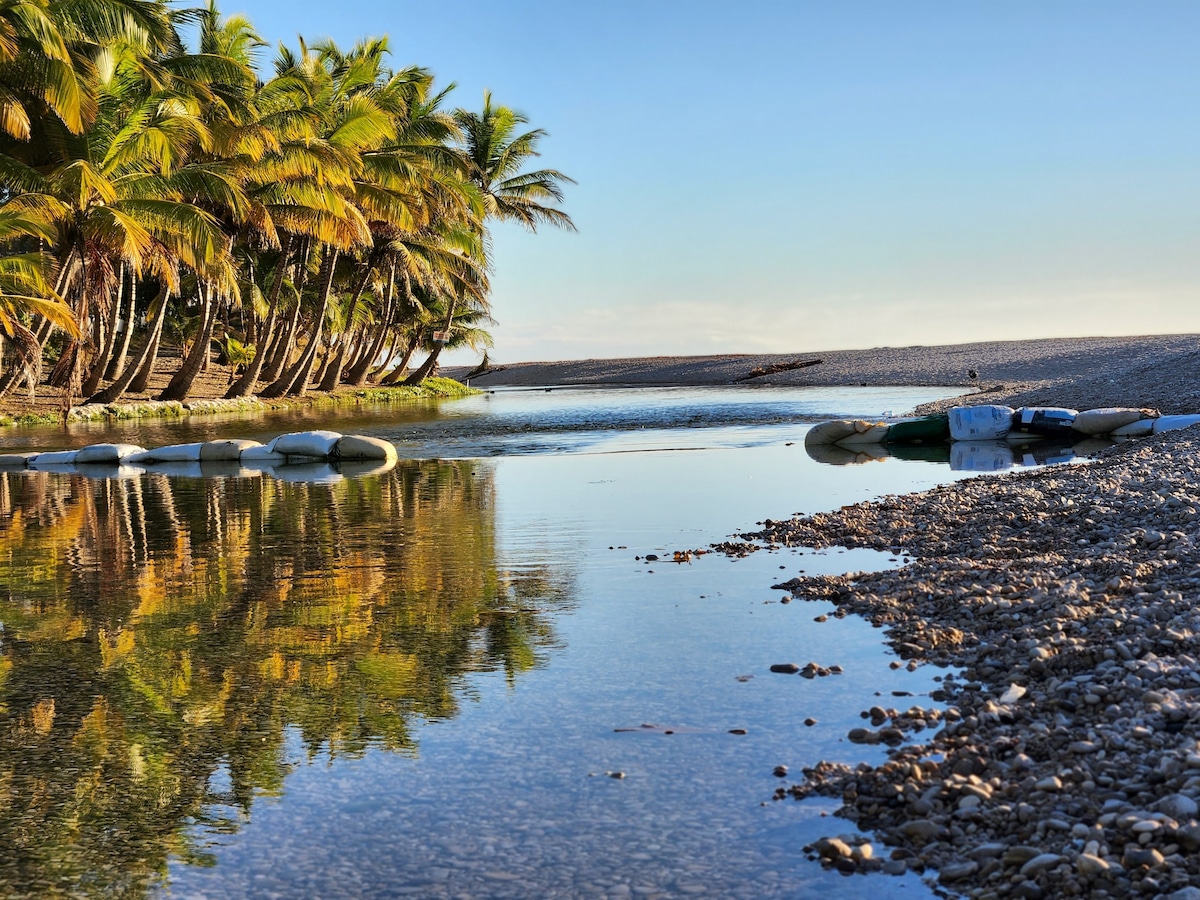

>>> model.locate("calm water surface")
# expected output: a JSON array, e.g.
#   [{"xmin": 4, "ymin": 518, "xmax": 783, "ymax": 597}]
[{"xmin": 0, "ymin": 386, "xmax": 983, "ymax": 899}]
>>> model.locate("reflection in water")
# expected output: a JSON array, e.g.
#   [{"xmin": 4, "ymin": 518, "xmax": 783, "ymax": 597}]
[
  {"xmin": 806, "ymin": 437, "xmax": 1091, "ymax": 470},
  {"xmin": 0, "ymin": 466, "xmax": 573, "ymax": 898}
]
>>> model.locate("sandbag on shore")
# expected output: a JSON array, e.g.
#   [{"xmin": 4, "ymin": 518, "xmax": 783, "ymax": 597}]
[
  {"xmin": 1111, "ymin": 419, "xmax": 1156, "ymax": 437},
  {"xmin": 333, "ymin": 435, "xmax": 398, "ymax": 462},
  {"xmin": 804, "ymin": 420, "xmax": 858, "ymax": 446},
  {"xmin": 30, "ymin": 450, "xmax": 79, "ymax": 466},
  {"xmin": 949, "ymin": 406, "xmax": 1013, "ymax": 441},
  {"xmin": 1071, "ymin": 407, "xmax": 1158, "ymax": 435},
  {"xmin": 1151, "ymin": 414, "xmax": 1200, "ymax": 434},
  {"xmin": 75, "ymin": 443, "xmax": 146, "ymax": 464},
  {"xmin": 836, "ymin": 422, "xmax": 890, "ymax": 446},
  {"xmin": 239, "ymin": 445, "xmax": 287, "ymax": 465},
  {"xmin": 804, "ymin": 419, "xmax": 890, "ymax": 447},
  {"xmin": 0, "ymin": 452, "xmax": 40, "ymax": 468},
  {"xmin": 128, "ymin": 443, "xmax": 204, "ymax": 463},
  {"xmin": 200, "ymin": 439, "xmax": 262, "ymax": 461},
  {"xmin": 885, "ymin": 414, "xmax": 949, "ymax": 445},
  {"xmin": 1011, "ymin": 407, "xmax": 1077, "ymax": 438},
  {"xmin": 268, "ymin": 430, "xmax": 342, "ymax": 458}
]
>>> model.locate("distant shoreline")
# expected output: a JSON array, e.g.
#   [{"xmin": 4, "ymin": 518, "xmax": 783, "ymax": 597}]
[{"xmin": 445, "ymin": 334, "xmax": 1200, "ymax": 414}]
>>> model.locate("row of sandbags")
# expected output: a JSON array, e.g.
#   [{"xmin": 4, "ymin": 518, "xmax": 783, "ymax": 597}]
[
  {"xmin": 946, "ymin": 406, "xmax": 1191, "ymax": 441},
  {"xmin": 804, "ymin": 406, "xmax": 1200, "ymax": 452},
  {"xmin": 0, "ymin": 430, "xmax": 399, "ymax": 476}
]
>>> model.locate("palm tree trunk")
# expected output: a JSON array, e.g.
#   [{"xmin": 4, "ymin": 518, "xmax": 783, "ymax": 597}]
[
  {"xmin": 105, "ymin": 268, "xmax": 137, "ymax": 380},
  {"xmin": 261, "ymin": 248, "xmax": 338, "ymax": 399},
  {"xmin": 226, "ymin": 234, "xmax": 294, "ymax": 398},
  {"xmin": 317, "ymin": 262, "xmax": 374, "ymax": 392},
  {"xmin": 81, "ymin": 262, "xmax": 127, "ymax": 396},
  {"xmin": 403, "ymin": 345, "xmax": 443, "ymax": 385},
  {"xmin": 364, "ymin": 330, "xmax": 398, "ymax": 382},
  {"xmin": 127, "ymin": 307, "xmax": 166, "ymax": 395},
  {"xmin": 380, "ymin": 330, "xmax": 423, "ymax": 384},
  {"xmin": 158, "ymin": 285, "xmax": 217, "ymax": 401},
  {"xmin": 348, "ymin": 315, "xmax": 390, "ymax": 385},
  {"xmin": 261, "ymin": 238, "xmax": 314, "ymax": 382},
  {"xmin": 88, "ymin": 284, "xmax": 171, "ymax": 405},
  {"xmin": 261, "ymin": 306, "xmax": 298, "ymax": 380},
  {"xmin": 403, "ymin": 297, "xmax": 457, "ymax": 385},
  {"xmin": 347, "ymin": 265, "xmax": 396, "ymax": 385}
]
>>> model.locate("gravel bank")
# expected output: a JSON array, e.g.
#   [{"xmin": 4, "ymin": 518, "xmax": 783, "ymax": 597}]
[
  {"xmin": 709, "ymin": 430, "xmax": 1200, "ymax": 899},
  {"xmin": 446, "ymin": 335, "xmax": 1200, "ymax": 414}
]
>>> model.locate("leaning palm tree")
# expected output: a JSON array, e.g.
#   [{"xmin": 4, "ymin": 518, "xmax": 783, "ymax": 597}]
[
  {"xmin": 453, "ymin": 91, "xmax": 576, "ymax": 233},
  {"xmin": 0, "ymin": 197, "xmax": 80, "ymax": 397},
  {"xmin": 400, "ymin": 91, "xmax": 575, "ymax": 382}
]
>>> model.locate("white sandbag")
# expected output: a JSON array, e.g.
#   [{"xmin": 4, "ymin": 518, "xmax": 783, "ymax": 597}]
[
  {"xmin": 835, "ymin": 422, "xmax": 890, "ymax": 446},
  {"xmin": 128, "ymin": 442, "xmax": 204, "ymax": 463},
  {"xmin": 268, "ymin": 462, "xmax": 343, "ymax": 484},
  {"xmin": 1152, "ymin": 414, "xmax": 1200, "ymax": 434},
  {"xmin": 75, "ymin": 443, "xmax": 146, "ymax": 464},
  {"xmin": 949, "ymin": 406, "xmax": 1014, "ymax": 441},
  {"xmin": 1111, "ymin": 419, "xmax": 1155, "ymax": 438},
  {"xmin": 199, "ymin": 439, "xmax": 263, "ymax": 461},
  {"xmin": 804, "ymin": 420, "xmax": 858, "ymax": 447},
  {"xmin": 334, "ymin": 435, "xmax": 398, "ymax": 462},
  {"xmin": 1071, "ymin": 408, "xmax": 1156, "ymax": 436},
  {"xmin": 336, "ymin": 458, "xmax": 399, "ymax": 478},
  {"xmin": 950, "ymin": 441, "xmax": 1014, "ymax": 473},
  {"xmin": 268, "ymin": 430, "xmax": 342, "ymax": 458},
  {"xmin": 0, "ymin": 452, "xmax": 38, "ymax": 469},
  {"xmin": 239, "ymin": 445, "xmax": 287, "ymax": 463},
  {"xmin": 30, "ymin": 450, "xmax": 79, "ymax": 466}
]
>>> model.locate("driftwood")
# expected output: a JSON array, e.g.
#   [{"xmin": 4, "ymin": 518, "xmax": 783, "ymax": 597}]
[{"xmin": 736, "ymin": 358, "xmax": 823, "ymax": 382}]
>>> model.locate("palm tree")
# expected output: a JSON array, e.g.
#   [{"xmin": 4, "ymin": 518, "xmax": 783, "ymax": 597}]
[
  {"xmin": 0, "ymin": 196, "xmax": 79, "ymax": 396},
  {"xmin": 0, "ymin": 4, "xmax": 574, "ymax": 403},
  {"xmin": 401, "ymin": 91, "xmax": 575, "ymax": 382}
]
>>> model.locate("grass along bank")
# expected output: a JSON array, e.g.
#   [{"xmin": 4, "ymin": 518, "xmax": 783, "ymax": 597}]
[{"xmin": 0, "ymin": 378, "xmax": 477, "ymax": 429}]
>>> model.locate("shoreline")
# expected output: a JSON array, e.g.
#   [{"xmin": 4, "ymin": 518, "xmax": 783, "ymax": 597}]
[
  {"xmin": 444, "ymin": 334, "xmax": 1200, "ymax": 415},
  {"xmin": 709, "ymin": 429, "xmax": 1200, "ymax": 897},
  {"xmin": 0, "ymin": 378, "xmax": 476, "ymax": 429},
  {"xmin": 5, "ymin": 333, "xmax": 1199, "ymax": 427}
]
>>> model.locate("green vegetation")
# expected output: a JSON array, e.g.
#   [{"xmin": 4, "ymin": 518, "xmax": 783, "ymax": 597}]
[
  {"xmin": 0, "ymin": 1, "xmax": 573, "ymax": 408},
  {"xmin": 0, "ymin": 378, "xmax": 477, "ymax": 428}
]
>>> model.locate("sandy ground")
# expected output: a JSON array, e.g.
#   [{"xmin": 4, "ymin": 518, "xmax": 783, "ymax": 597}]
[{"xmin": 444, "ymin": 334, "xmax": 1200, "ymax": 414}]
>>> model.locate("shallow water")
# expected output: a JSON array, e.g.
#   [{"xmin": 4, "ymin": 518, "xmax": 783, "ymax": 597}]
[{"xmin": 0, "ymin": 386, "xmax": 980, "ymax": 899}]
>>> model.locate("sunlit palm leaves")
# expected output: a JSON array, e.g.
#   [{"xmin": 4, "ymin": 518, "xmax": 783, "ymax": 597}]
[{"xmin": 0, "ymin": 1, "xmax": 572, "ymax": 401}]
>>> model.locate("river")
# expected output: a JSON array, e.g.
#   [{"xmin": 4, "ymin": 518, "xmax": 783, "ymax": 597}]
[{"xmin": 0, "ymin": 385, "xmax": 987, "ymax": 898}]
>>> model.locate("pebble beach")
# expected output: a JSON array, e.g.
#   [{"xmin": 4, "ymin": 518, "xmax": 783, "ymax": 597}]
[{"xmin": 667, "ymin": 338, "xmax": 1200, "ymax": 899}]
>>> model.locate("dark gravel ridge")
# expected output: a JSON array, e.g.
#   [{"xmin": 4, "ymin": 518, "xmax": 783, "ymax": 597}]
[{"xmin": 446, "ymin": 335, "xmax": 1200, "ymax": 411}]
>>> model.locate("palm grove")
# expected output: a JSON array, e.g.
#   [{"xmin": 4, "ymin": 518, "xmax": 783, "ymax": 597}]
[{"xmin": 0, "ymin": 0, "xmax": 573, "ymax": 408}]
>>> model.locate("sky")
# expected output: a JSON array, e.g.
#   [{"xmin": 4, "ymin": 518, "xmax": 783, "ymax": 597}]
[{"xmin": 233, "ymin": 0, "xmax": 1200, "ymax": 364}]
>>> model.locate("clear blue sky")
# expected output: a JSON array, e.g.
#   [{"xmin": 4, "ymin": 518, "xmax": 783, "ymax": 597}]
[{"xmin": 234, "ymin": 0, "xmax": 1200, "ymax": 363}]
